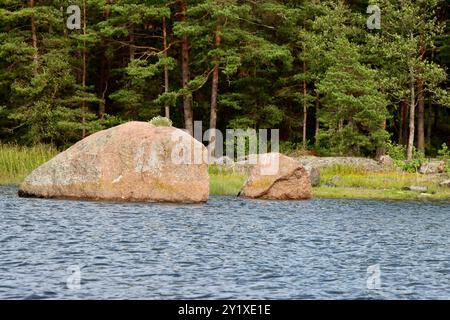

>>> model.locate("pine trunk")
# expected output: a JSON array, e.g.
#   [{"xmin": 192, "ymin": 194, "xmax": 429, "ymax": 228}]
[
  {"xmin": 209, "ymin": 25, "xmax": 222, "ymax": 158},
  {"xmin": 129, "ymin": 28, "xmax": 135, "ymax": 60},
  {"xmin": 399, "ymin": 100, "xmax": 408, "ymax": 145},
  {"xmin": 406, "ymin": 66, "xmax": 415, "ymax": 161},
  {"xmin": 315, "ymin": 90, "xmax": 320, "ymax": 145},
  {"xmin": 163, "ymin": 16, "xmax": 170, "ymax": 119},
  {"xmin": 426, "ymin": 103, "xmax": 433, "ymax": 147},
  {"xmin": 30, "ymin": 0, "xmax": 38, "ymax": 69},
  {"xmin": 99, "ymin": 2, "xmax": 110, "ymax": 119},
  {"xmin": 180, "ymin": 0, "xmax": 193, "ymax": 136},
  {"xmin": 416, "ymin": 78, "xmax": 425, "ymax": 153},
  {"xmin": 302, "ymin": 62, "xmax": 307, "ymax": 149},
  {"xmin": 81, "ymin": 0, "xmax": 87, "ymax": 138}
]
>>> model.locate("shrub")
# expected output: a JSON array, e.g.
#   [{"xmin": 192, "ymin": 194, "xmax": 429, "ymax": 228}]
[
  {"xmin": 385, "ymin": 141, "xmax": 427, "ymax": 173},
  {"xmin": 437, "ymin": 143, "xmax": 450, "ymax": 159},
  {"xmin": 437, "ymin": 143, "xmax": 450, "ymax": 173},
  {"xmin": 385, "ymin": 141, "xmax": 406, "ymax": 161},
  {"xmin": 149, "ymin": 116, "xmax": 172, "ymax": 127}
]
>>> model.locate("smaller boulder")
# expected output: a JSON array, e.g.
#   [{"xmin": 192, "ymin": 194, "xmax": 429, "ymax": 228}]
[
  {"xmin": 418, "ymin": 193, "xmax": 434, "ymax": 201},
  {"xmin": 378, "ymin": 155, "xmax": 395, "ymax": 167},
  {"xmin": 402, "ymin": 186, "xmax": 428, "ymax": 192},
  {"xmin": 304, "ymin": 165, "xmax": 320, "ymax": 187},
  {"xmin": 439, "ymin": 179, "xmax": 450, "ymax": 188},
  {"xmin": 419, "ymin": 161, "xmax": 445, "ymax": 174},
  {"xmin": 239, "ymin": 153, "xmax": 312, "ymax": 200},
  {"xmin": 327, "ymin": 175, "xmax": 342, "ymax": 187},
  {"xmin": 210, "ymin": 156, "xmax": 234, "ymax": 166}
]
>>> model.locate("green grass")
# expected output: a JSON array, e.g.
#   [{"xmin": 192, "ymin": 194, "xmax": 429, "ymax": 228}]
[
  {"xmin": 208, "ymin": 163, "xmax": 450, "ymax": 201},
  {"xmin": 0, "ymin": 143, "xmax": 58, "ymax": 185},
  {"xmin": 313, "ymin": 186, "xmax": 450, "ymax": 201},
  {"xmin": 318, "ymin": 164, "xmax": 450, "ymax": 201},
  {"xmin": 318, "ymin": 163, "xmax": 368, "ymax": 175},
  {"xmin": 209, "ymin": 165, "xmax": 246, "ymax": 196}
]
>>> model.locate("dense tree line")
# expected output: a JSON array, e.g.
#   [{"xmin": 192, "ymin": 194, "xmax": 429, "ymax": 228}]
[{"xmin": 0, "ymin": 0, "xmax": 449, "ymax": 159}]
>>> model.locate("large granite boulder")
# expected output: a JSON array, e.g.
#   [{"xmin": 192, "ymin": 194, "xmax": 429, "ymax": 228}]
[
  {"xmin": 239, "ymin": 153, "xmax": 312, "ymax": 200},
  {"xmin": 19, "ymin": 121, "xmax": 209, "ymax": 203}
]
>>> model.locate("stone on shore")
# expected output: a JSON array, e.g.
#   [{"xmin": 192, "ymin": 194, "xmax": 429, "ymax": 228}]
[
  {"xmin": 209, "ymin": 156, "xmax": 235, "ymax": 166},
  {"xmin": 297, "ymin": 156, "xmax": 385, "ymax": 172},
  {"xmin": 378, "ymin": 155, "xmax": 395, "ymax": 168},
  {"xmin": 305, "ymin": 165, "xmax": 321, "ymax": 187},
  {"xmin": 419, "ymin": 161, "xmax": 445, "ymax": 174},
  {"xmin": 402, "ymin": 186, "xmax": 428, "ymax": 193},
  {"xmin": 18, "ymin": 121, "xmax": 209, "ymax": 203},
  {"xmin": 239, "ymin": 153, "xmax": 312, "ymax": 200},
  {"xmin": 440, "ymin": 179, "xmax": 450, "ymax": 188}
]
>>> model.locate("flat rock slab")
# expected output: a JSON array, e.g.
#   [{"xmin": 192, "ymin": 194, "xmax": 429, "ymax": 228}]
[
  {"xmin": 19, "ymin": 121, "xmax": 209, "ymax": 203},
  {"xmin": 440, "ymin": 179, "xmax": 450, "ymax": 188},
  {"xmin": 402, "ymin": 186, "xmax": 428, "ymax": 193},
  {"xmin": 297, "ymin": 156, "xmax": 384, "ymax": 172}
]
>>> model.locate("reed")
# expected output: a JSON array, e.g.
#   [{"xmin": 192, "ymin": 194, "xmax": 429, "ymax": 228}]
[
  {"xmin": 209, "ymin": 166, "xmax": 246, "ymax": 196},
  {"xmin": 0, "ymin": 143, "xmax": 58, "ymax": 185}
]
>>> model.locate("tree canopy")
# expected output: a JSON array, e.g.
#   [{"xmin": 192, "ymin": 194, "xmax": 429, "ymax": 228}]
[{"xmin": 0, "ymin": 0, "xmax": 449, "ymax": 157}]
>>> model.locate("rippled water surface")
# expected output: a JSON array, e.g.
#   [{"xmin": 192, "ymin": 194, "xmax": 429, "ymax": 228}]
[{"xmin": 0, "ymin": 185, "xmax": 449, "ymax": 299}]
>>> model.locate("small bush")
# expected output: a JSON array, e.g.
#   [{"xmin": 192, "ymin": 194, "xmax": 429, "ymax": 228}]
[
  {"xmin": 279, "ymin": 141, "xmax": 317, "ymax": 157},
  {"xmin": 437, "ymin": 143, "xmax": 450, "ymax": 160},
  {"xmin": 385, "ymin": 141, "xmax": 406, "ymax": 161},
  {"xmin": 436, "ymin": 143, "xmax": 450, "ymax": 173},
  {"xmin": 400, "ymin": 159, "xmax": 422, "ymax": 173},
  {"xmin": 386, "ymin": 141, "xmax": 427, "ymax": 173},
  {"xmin": 149, "ymin": 116, "xmax": 172, "ymax": 127}
]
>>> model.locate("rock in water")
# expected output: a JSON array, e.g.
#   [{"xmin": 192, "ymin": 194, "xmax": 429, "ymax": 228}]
[
  {"xmin": 18, "ymin": 121, "xmax": 209, "ymax": 203},
  {"xmin": 239, "ymin": 153, "xmax": 312, "ymax": 200}
]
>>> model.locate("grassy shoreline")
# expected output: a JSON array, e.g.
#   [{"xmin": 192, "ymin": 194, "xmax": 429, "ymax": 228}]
[
  {"xmin": 209, "ymin": 164, "xmax": 450, "ymax": 201},
  {"xmin": 1, "ymin": 144, "xmax": 449, "ymax": 201},
  {"xmin": 0, "ymin": 144, "xmax": 58, "ymax": 185}
]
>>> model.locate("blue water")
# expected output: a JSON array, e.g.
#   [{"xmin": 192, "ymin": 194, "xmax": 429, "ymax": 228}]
[{"xmin": 0, "ymin": 185, "xmax": 449, "ymax": 299}]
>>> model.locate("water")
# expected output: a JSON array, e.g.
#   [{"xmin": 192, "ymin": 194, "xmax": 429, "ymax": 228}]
[{"xmin": 0, "ymin": 185, "xmax": 449, "ymax": 300}]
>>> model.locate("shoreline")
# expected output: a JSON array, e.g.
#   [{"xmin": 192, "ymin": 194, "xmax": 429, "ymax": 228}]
[
  {"xmin": 1, "ymin": 144, "xmax": 449, "ymax": 202},
  {"xmin": 2, "ymin": 182, "xmax": 449, "ymax": 202}
]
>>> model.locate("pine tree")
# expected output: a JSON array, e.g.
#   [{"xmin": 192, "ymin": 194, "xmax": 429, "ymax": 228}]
[
  {"xmin": 317, "ymin": 38, "xmax": 389, "ymax": 156},
  {"xmin": 367, "ymin": 0, "xmax": 449, "ymax": 159}
]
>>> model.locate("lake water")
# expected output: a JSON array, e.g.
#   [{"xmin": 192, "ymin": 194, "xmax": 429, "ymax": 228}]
[{"xmin": 0, "ymin": 185, "xmax": 449, "ymax": 299}]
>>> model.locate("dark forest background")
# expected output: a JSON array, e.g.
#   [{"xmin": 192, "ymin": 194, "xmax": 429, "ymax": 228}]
[{"xmin": 0, "ymin": 0, "xmax": 449, "ymax": 159}]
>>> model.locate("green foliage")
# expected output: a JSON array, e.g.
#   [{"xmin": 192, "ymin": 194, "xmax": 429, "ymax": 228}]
[
  {"xmin": 149, "ymin": 116, "xmax": 172, "ymax": 127},
  {"xmin": 0, "ymin": 0, "xmax": 449, "ymax": 157},
  {"xmin": 385, "ymin": 140, "xmax": 427, "ymax": 172},
  {"xmin": 437, "ymin": 143, "xmax": 450, "ymax": 159},
  {"xmin": 209, "ymin": 166, "xmax": 246, "ymax": 196},
  {"xmin": 279, "ymin": 141, "xmax": 302, "ymax": 155},
  {"xmin": 437, "ymin": 143, "xmax": 450, "ymax": 173},
  {"xmin": 0, "ymin": 143, "xmax": 58, "ymax": 184},
  {"xmin": 316, "ymin": 38, "xmax": 389, "ymax": 156},
  {"xmin": 386, "ymin": 141, "xmax": 406, "ymax": 161}
]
